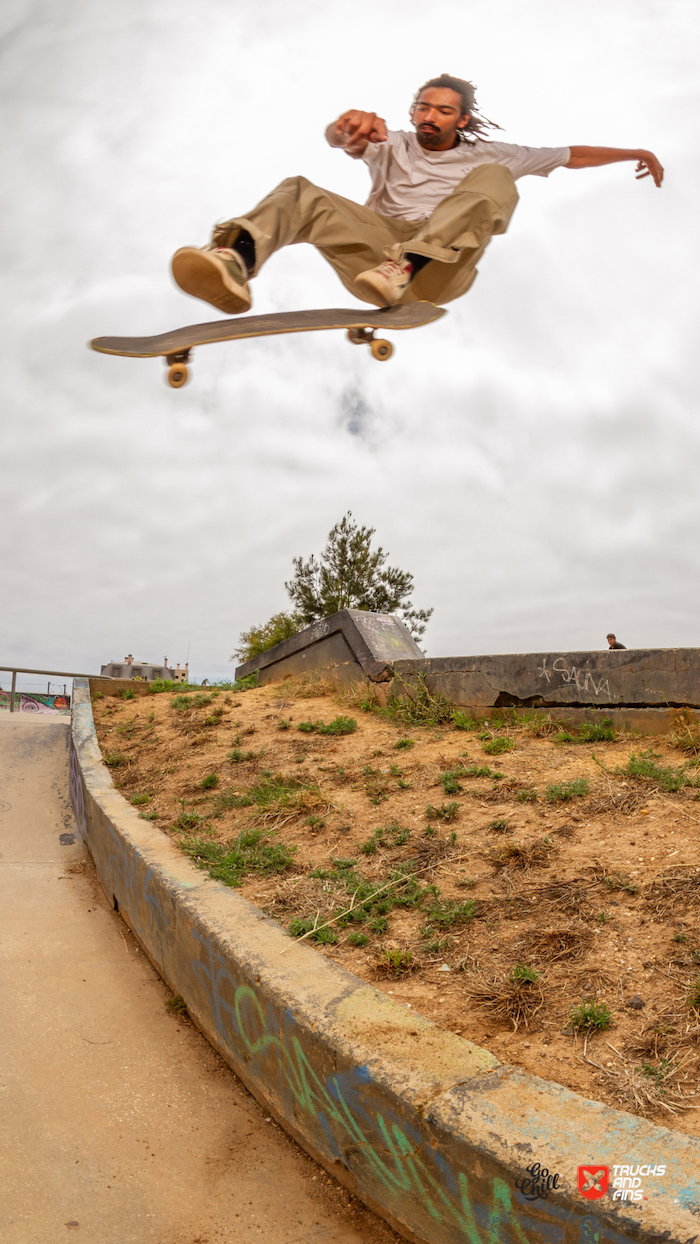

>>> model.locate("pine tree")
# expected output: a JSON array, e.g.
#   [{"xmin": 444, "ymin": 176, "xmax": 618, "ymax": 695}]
[{"xmin": 285, "ymin": 512, "xmax": 432, "ymax": 640}]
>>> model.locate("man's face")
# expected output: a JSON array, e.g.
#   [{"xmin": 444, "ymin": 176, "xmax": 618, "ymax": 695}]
[
  {"xmin": 607, "ymin": 635, "xmax": 616, "ymax": 648},
  {"xmin": 410, "ymin": 88, "xmax": 470, "ymax": 150}
]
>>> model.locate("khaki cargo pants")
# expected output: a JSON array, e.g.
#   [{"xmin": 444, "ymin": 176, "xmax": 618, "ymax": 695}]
[{"xmin": 211, "ymin": 163, "xmax": 518, "ymax": 306}]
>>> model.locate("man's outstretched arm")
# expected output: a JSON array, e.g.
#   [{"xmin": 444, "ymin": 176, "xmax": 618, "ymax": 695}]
[
  {"xmin": 325, "ymin": 110, "xmax": 388, "ymax": 158},
  {"xmin": 565, "ymin": 145, "xmax": 664, "ymax": 186}
]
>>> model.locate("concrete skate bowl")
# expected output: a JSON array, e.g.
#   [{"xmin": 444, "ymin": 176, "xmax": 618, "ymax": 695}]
[{"xmin": 70, "ymin": 667, "xmax": 700, "ymax": 1244}]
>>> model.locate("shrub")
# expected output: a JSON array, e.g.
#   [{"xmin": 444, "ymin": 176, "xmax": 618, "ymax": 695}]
[
  {"xmin": 130, "ymin": 793, "xmax": 150, "ymax": 806},
  {"xmin": 118, "ymin": 688, "xmax": 136, "ymax": 700},
  {"xmin": 546, "ymin": 778, "xmax": 589, "ymax": 803},
  {"xmin": 378, "ymin": 947, "xmax": 414, "ymax": 975},
  {"xmin": 394, "ymin": 737, "xmax": 415, "ymax": 750},
  {"xmin": 201, "ymin": 773, "xmax": 219, "ymax": 790},
  {"xmin": 227, "ymin": 748, "xmax": 256, "ymax": 763}
]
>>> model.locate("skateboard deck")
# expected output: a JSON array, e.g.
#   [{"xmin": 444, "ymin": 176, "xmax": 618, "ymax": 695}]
[{"xmin": 90, "ymin": 302, "xmax": 447, "ymax": 387}]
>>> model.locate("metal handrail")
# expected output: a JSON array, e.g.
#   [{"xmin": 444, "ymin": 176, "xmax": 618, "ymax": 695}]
[{"xmin": 0, "ymin": 664, "xmax": 112, "ymax": 713}]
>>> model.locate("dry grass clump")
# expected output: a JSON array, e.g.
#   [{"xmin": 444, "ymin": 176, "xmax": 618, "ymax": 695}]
[
  {"xmin": 488, "ymin": 837, "xmax": 558, "ymax": 874},
  {"xmin": 668, "ymin": 713, "xmax": 700, "ymax": 757},
  {"xmin": 274, "ymin": 674, "xmax": 338, "ymax": 701},
  {"xmin": 518, "ymin": 921, "xmax": 594, "ymax": 964},
  {"xmin": 464, "ymin": 968, "xmax": 545, "ymax": 1031},
  {"xmin": 586, "ymin": 783, "xmax": 648, "ymax": 817},
  {"xmin": 531, "ymin": 875, "xmax": 600, "ymax": 917},
  {"xmin": 645, "ymin": 868, "xmax": 700, "ymax": 917},
  {"xmin": 551, "ymin": 823, "xmax": 578, "ymax": 840},
  {"xmin": 582, "ymin": 1040, "xmax": 698, "ymax": 1117}
]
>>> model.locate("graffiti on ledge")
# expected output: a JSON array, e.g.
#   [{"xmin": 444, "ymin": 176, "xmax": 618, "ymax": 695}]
[
  {"xmin": 71, "ymin": 758, "xmax": 641, "ymax": 1244},
  {"xmin": 537, "ymin": 657, "xmax": 611, "ymax": 701}
]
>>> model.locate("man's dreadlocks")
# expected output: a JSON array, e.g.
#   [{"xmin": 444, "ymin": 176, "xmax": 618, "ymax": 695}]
[{"xmin": 413, "ymin": 73, "xmax": 502, "ymax": 142}]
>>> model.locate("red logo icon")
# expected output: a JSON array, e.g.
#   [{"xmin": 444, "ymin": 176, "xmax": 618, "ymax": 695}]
[{"xmin": 578, "ymin": 1166, "xmax": 609, "ymax": 1199}]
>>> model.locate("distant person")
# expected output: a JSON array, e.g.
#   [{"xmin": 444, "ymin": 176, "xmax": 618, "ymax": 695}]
[
  {"xmin": 607, "ymin": 633, "xmax": 626, "ymax": 650},
  {"xmin": 171, "ymin": 72, "xmax": 663, "ymax": 314}
]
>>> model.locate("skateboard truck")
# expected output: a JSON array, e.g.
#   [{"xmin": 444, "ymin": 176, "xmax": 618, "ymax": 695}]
[
  {"xmin": 346, "ymin": 328, "xmax": 393, "ymax": 361},
  {"xmin": 166, "ymin": 350, "xmax": 191, "ymax": 388}
]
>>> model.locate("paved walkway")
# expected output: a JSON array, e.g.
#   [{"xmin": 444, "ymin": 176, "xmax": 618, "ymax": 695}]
[{"xmin": 0, "ymin": 716, "xmax": 396, "ymax": 1244}]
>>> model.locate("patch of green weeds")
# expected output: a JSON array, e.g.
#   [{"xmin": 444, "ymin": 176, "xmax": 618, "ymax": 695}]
[
  {"xmin": 453, "ymin": 710, "xmax": 480, "ymax": 731},
  {"xmin": 688, "ymin": 976, "xmax": 700, "ymax": 1009},
  {"xmin": 546, "ymin": 778, "xmax": 590, "ymax": 803},
  {"xmin": 180, "ymin": 826, "xmax": 296, "ymax": 888},
  {"xmin": 201, "ymin": 772, "xmax": 219, "ymax": 790},
  {"xmin": 380, "ymin": 674, "xmax": 455, "ymax": 727},
  {"xmin": 130, "ymin": 793, "xmax": 150, "ymax": 806},
  {"xmin": 173, "ymin": 809, "xmax": 206, "ymax": 832},
  {"xmin": 569, "ymin": 1000, "xmax": 613, "ymax": 1032},
  {"xmin": 138, "ymin": 810, "xmax": 159, "ymax": 821},
  {"xmin": 556, "ymin": 718, "xmax": 617, "ymax": 745},
  {"xmin": 103, "ymin": 751, "xmax": 126, "ymax": 767},
  {"xmin": 170, "ymin": 693, "xmax": 214, "ymax": 713},
  {"xmin": 482, "ymin": 735, "xmax": 516, "ymax": 756},
  {"xmin": 641, "ymin": 1056, "xmax": 678, "ymax": 1084},
  {"xmin": 304, "ymin": 814, "xmax": 326, "ymax": 833},
  {"xmin": 379, "ymin": 947, "xmax": 414, "ymax": 975},
  {"xmin": 118, "ymin": 688, "xmax": 136, "ymax": 700},
  {"xmin": 421, "ymin": 935, "xmax": 452, "ymax": 955},
  {"xmin": 227, "ymin": 748, "xmax": 256, "ymax": 763},
  {"xmin": 424, "ymin": 897, "xmax": 478, "ymax": 928},
  {"xmin": 298, "ymin": 715, "xmax": 357, "ymax": 736},
  {"xmin": 359, "ymin": 823, "xmax": 411, "ymax": 854},
  {"xmin": 165, "ymin": 994, "xmax": 188, "ymax": 1015},
  {"xmin": 487, "ymin": 818, "xmax": 511, "ymax": 834},
  {"xmin": 614, "ymin": 750, "xmax": 700, "ymax": 794},
  {"xmin": 224, "ymin": 770, "xmax": 322, "ymax": 815},
  {"xmin": 288, "ymin": 916, "xmax": 338, "ymax": 945},
  {"xmin": 516, "ymin": 787, "xmax": 538, "ymax": 803},
  {"xmin": 510, "ymin": 964, "xmax": 539, "ymax": 983},
  {"xmin": 394, "ymin": 737, "xmax": 415, "ymax": 750},
  {"xmin": 597, "ymin": 910, "xmax": 611, "ymax": 924},
  {"xmin": 604, "ymin": 872, "xmax": 640, "ymax": 895},
  {"xmin": 425, "ymin": 801, "xmax": 460, "ymax": 821},
  {"xmin": 348, "ymin": 931, "xmax": 369, "ymax": 947},
  {"xmin": 456, "ymin": 876, "xmax": 477, "ymax": 889},
  {"xmin": 277, "ymin": 719, "xmax": 292, "ymax": 731},
  {"xmin": 463, "ymin": 764, "xmax": 504, "ymax": 780}
]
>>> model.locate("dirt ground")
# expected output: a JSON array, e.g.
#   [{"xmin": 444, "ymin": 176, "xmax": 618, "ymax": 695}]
[{"xmin": 92, "ymin": 677, "xmax": 700, "ymax": 1139}]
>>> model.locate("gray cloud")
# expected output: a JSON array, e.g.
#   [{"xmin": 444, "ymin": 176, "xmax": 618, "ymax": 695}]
[{"xmin": 1, "ymin": 0, "xmax": 699, "ymax": 685}]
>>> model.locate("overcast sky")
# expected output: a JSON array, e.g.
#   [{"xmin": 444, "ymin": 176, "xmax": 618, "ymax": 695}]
[{"xmin": 1, "ymin": 0, "xmax": 699, "ymax": 684}]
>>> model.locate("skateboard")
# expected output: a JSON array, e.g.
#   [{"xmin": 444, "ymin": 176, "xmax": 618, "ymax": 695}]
[{"xmin": 90, "ymin": 302, "xmax": 447, "ymax": 388}]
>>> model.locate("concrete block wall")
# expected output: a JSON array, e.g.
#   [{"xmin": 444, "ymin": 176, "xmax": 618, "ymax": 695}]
[{"xmin": 69, "ymin": 676, "xmax": 700, "ymax": 1243}]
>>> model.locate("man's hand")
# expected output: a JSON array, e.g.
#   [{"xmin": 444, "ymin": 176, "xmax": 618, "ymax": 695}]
[
  {"xmin": 326, "ymin": 110, "xmax": 387, "ymax": 158},
  {"xmin": 634, "ymin": 151, "xmax": 664, "ymax": 187},
  {"xmin": 566, "ymin": 145, "xmax": 664, "ymax": 187}
]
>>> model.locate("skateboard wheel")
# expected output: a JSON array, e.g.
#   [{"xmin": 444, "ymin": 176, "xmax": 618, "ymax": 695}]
[
  {"xmin": 370, "ymin": 338, "xmax": 393, "ymax": 361},
  {"xmin": 168, "ymin": 363, "xmax": 188, "ymax": 388}
]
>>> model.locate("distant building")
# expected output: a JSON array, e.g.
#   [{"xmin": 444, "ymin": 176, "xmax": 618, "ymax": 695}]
[{"xmin": 100, "ymin": 654, "xmax": 189, "ymax": 682}]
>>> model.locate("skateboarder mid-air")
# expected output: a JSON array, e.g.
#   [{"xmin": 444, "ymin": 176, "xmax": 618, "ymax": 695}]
[{"xmin": 172, "ymin": 72, "xmax": 663, "ymax": 315}]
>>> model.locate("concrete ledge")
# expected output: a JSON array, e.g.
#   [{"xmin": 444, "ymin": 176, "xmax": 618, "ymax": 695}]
[
  {"xmin": 235, "ymin": 609, "xmax": 423, "ymax": 685},
  {"xmin": 392, "ymin": 649, "xmax": 700, "ymax": 710},
  {"xmin": 69, "ymin": 677, "xmax": 700, "ymax": 1243}
]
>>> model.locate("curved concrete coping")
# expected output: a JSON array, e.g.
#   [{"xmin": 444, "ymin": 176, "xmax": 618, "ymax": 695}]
[{"xmin": 69, "ymin": 678, "xmax": 700, "ymax": 1244}]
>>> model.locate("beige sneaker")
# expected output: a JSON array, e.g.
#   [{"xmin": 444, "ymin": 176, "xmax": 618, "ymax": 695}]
[
  {"xmin": 171, "ymin": 245, "xmax": 251, "ymax": 315},
  {"xmin": 355, "ymin": 258, "xmax": 414, "ymax": 307}
]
